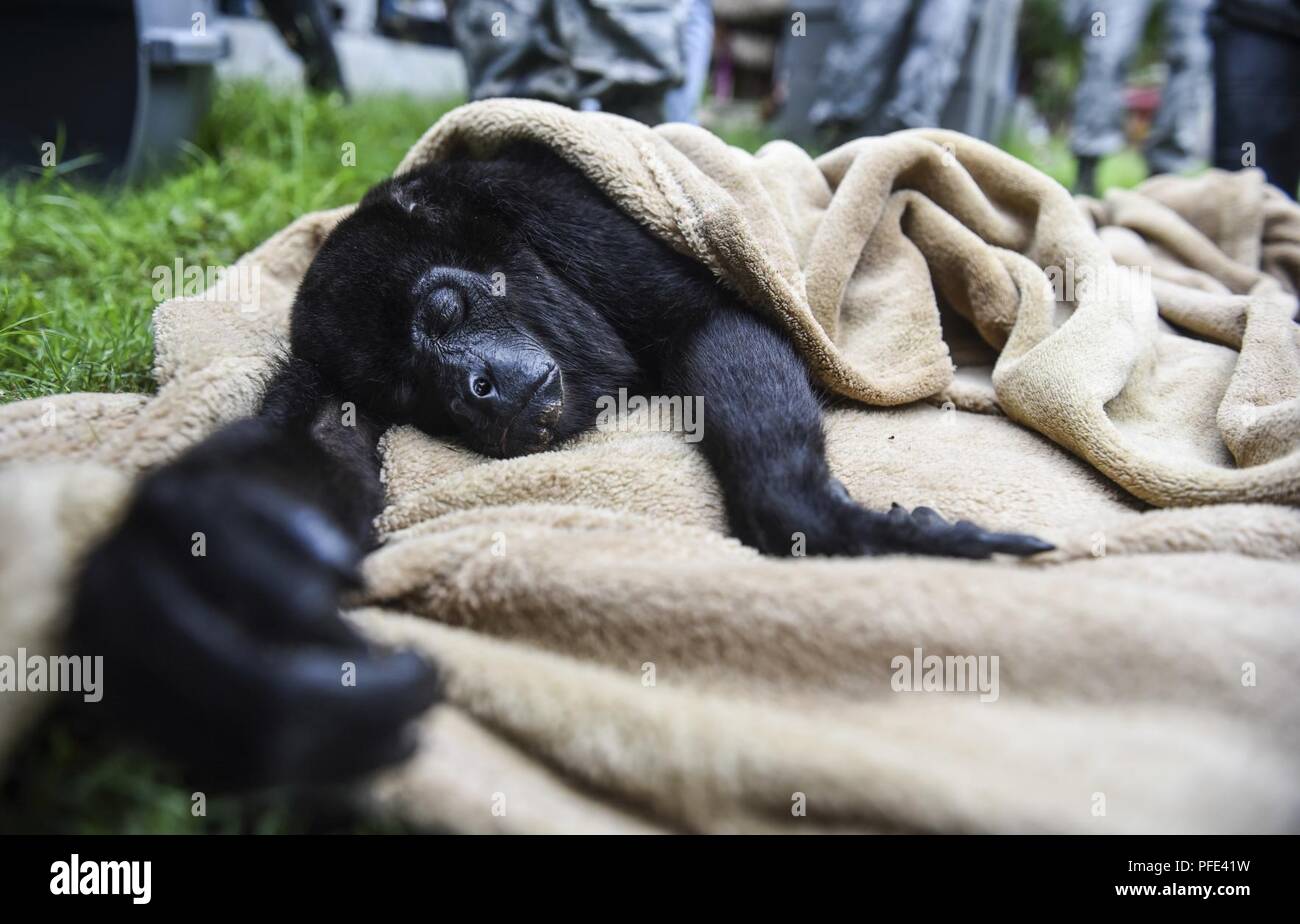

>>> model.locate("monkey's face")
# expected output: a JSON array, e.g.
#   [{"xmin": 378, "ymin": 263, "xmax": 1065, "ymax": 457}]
[
  {"xmin": 289, "ymin": 174, "xmax": 638, "ymax": 458},
  {"xmin": 403, "ymin": 264, "xmax": 566, "ymax": 457}
]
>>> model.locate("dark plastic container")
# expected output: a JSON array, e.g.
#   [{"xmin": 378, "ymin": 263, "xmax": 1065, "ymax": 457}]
[{"xmin": 0, "ymin": 0, "xmax": 230, "ymax": 180}]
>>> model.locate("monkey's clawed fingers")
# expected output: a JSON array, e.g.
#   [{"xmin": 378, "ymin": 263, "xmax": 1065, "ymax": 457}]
[
  {"xmin": 69, "ymin": 467, "xmax": 440, "ymax": 789},
  {"xmin": 879, "ymin": 503, "xmax": 1055, "ymax": 559}
]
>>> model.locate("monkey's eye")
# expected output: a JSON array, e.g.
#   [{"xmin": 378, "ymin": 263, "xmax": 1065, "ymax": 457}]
[
  {"xmin": 424, "ymin": 286, "xmax": 466, "ymax": 336},
  {"xmin": 471, "ymin": 375, "xmax": 493, "ymax": 397}
]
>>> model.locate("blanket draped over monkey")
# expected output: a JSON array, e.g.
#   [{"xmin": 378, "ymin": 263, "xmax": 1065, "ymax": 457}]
[{"xmin": 2, "ymin": 100, "xmax": 1299, "ymax": 832}]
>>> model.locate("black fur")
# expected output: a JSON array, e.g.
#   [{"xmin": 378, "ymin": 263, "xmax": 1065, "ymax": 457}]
[{"xmin": 70, "ymin": 143, "xmax": 1051, "ymax": 787}]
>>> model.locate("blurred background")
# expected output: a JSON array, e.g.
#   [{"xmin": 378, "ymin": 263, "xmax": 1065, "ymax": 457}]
[
  {"xmin": 1, "ymin": 0, "xmax": 1298, "ymax": 832},
  {"xmin": 3, "ymin": 0, "xmax": 1299, "ymax": 195}
]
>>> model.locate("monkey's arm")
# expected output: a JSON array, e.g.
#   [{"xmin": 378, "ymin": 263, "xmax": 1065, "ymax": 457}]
[
  {"xmin": 69, "ymin": 357, "xmax": 439, "ymax": 787},
  {"xmin": 664, "ymin": 301, "xmax": 1054, "ymax": 559}
]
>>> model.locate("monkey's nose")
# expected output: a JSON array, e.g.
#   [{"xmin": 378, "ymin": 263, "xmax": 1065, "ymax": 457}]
[
  {"xmin": 495, "ymin": 361, "xmax": 563, "ymax": 456},
  {"xmin": 464, "ymin": 356, "xmax": 555, "ymax": 412}
]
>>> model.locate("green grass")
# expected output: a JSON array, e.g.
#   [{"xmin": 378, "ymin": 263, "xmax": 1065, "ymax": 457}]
[
  {"xmin": 0, "ymin": 82, "xmax": 1153, "ymax": 833},
  {"xmin": 0, "ymin": 82, "xmax": 458, "ymax": 403},
  {"xmin": 999, "ymin": 126, "xmax": 1149, "ymax": 193}
]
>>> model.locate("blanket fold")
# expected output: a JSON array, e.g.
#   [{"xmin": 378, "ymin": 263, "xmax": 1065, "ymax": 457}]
[{"xmin": 2, "ymin": 99, "xmax": 1298, "ymax": 833}]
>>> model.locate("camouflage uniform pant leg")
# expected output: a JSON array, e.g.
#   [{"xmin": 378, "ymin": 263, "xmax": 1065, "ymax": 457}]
[
  {"xmin": 885, "ymin": 0, "xmax": 978, "ymax": 130},
  {"xmin": 810, "ymin": 0, "xmax": 915, "ymax": 131},
  {"xmin": 1069, "ymin": 0, "xmax": 1155, "ymax": 159},
  {"xmin": 450, "ymin": 0, "xmax": 579, "ymax": 104},
  {"xmin": 449, "ymin": 0, "xmax": 686, "ymax": 123},
  {"xmin": 1145, "ymin": 0, "xmax": 1213, "ymax": 173},
  {"xmin": 555, "ymin": 0, "xmax": 686, "ymax": 123},
  {"xmin": 663, "ymin": 0, "xmax": 714, "ymax": 124}
]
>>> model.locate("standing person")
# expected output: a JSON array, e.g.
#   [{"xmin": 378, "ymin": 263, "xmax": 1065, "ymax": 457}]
[
  {"xmin": 810, "ymin": 0, "xmax": 978, "ymax": 144},
  {"xmin": 664, "ymin": 0, "xmax": 714, "ymax": 124},
  {"xmin": 260, "ymin": 0, "xmax": 350, "ymax": 98},
  {"xmin": 1069, "ymin": 0, "xmax": 1213, "ymax": 195},
  {"xmin": 447, "ymin": 0, "xmax": 689, "ymax": 125},
  {"xmin": 1210, "ymin": 0, "xmax": 1300, "ymax": 198}
]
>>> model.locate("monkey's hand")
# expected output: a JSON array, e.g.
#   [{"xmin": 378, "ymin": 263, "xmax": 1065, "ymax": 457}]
[
  {"xmin": 68, "ymin": 428, "xmax": 440, "ymax": 788},
  {"xmin": 730, "ymin": 478, "xmax": 1053, "ymax": 560},
  {"xmin": 853, "ymin": 501, "xmax": 1053, "ymax": 559},
  {"xmin": 802, "ymin": 481, "xmax": 1054, "ymax": 559}
]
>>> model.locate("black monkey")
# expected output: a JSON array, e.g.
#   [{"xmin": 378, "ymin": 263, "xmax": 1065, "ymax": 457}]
[{"xmin": 70, "ymin": 143, "xmax": 1051, "ymax": 787}]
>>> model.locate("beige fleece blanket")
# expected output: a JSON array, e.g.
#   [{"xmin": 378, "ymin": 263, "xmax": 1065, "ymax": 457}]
[{"xmin": 2, "ymin": 100, "xmax": 1299, "ymax": 833}]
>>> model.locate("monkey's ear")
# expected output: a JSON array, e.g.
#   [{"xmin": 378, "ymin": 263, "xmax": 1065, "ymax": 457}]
[
  {"xmin": 359, "ymin": 175, "xmax": 424, "ymax": 214},
  {"xmin": 391, "ymin": 171, "xmax": 438, "ymax": 216},
  {"xmin": 391, "ymin": 184, "xmax": 421, "ymax": 214}
]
